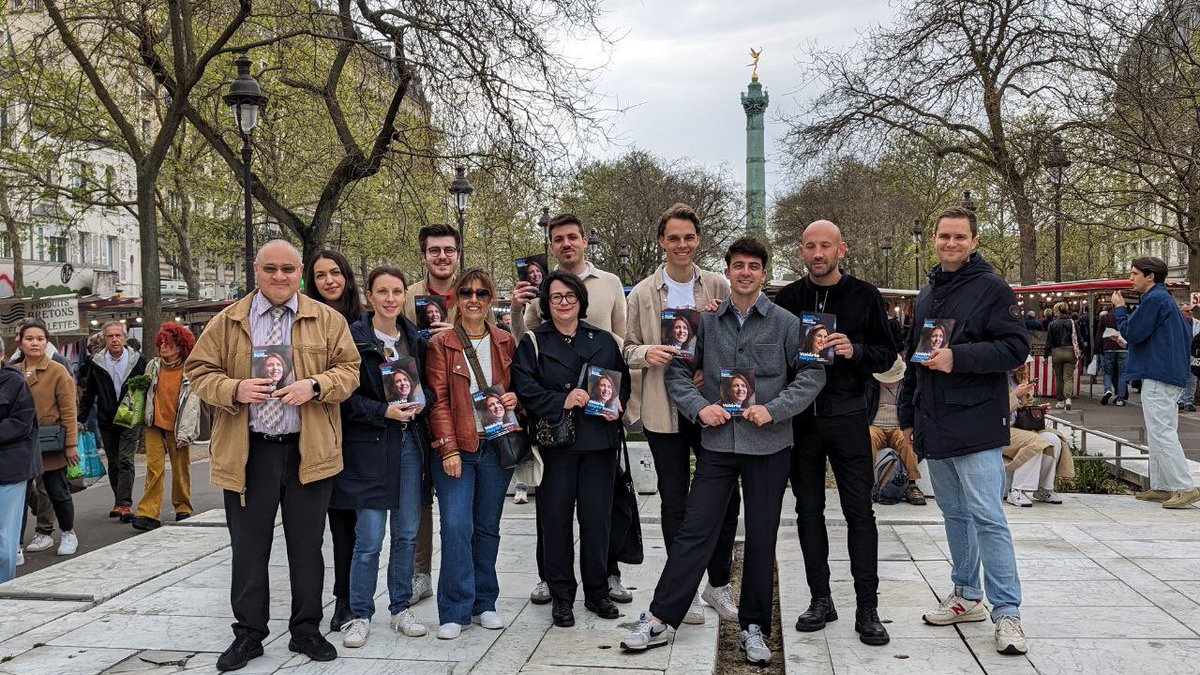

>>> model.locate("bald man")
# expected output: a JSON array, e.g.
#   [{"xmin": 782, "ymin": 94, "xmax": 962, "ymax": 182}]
[
  {"xmin": 773, "ymin": 220, "xmax": 897, "ymax": 646},
  {"xmin": 186, "ymin": 240, "xmax": 361, "ymax": 671}
]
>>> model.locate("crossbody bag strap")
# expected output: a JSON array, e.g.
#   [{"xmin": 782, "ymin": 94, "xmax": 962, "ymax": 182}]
[{"xmin": 453, "ymin": 325, "xmax": 491, "ymax": 389}]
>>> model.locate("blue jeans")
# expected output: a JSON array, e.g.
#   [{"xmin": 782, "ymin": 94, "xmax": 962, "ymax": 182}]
[
  {"xmin": 0, "ymin": 482, "xmax": 27, "ymax": 583},
  {"xmin": 349, "ymin": 432, "xmax": 425, "ymax": 619},
  {"xmin": 1102, "ymin": 351, "xmax": 1127, "ymax": 401},
  {"xmin": 432, "ymin": 439, "xmax": 514, "ymax": 626},
  {"xmin": 927, "ymin": 449, "xmax": 1021, "ymax": 621},
  {"xmin": 1179, "ymin": 374, "xmax": 1197, "ymax": 407}
]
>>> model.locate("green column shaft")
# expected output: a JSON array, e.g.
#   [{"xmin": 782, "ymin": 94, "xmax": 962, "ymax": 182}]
[{"xmin": 740, "ymin": 79, "xmax": 769, "ymax": 236}]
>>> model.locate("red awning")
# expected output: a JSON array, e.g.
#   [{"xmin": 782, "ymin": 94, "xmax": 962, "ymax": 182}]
[{"xmin": 1012, "ymin": 279, "xmax": 1189, "ymax": 294}]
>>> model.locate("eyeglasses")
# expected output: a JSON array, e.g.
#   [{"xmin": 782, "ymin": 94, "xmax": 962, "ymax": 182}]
[
  {"xmin": 425, "ymin": 247, "xmax": 459, "ymax": 258},
  {"xmin": 549, "ymin": 293, "xmax": 579, "ymax": 306},
  {"xmin": 260, "ymin": 264, "xmax": 299, "ymax": 275},
  {"xmin": 458, "ymin": 288, "xmax": 492, "ymax": 301}
]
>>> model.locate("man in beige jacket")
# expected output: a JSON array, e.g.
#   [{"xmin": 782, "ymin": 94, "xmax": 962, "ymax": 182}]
[{"xmin": 186, "ymin": 240, "xmax": 359, "ymax": 672}]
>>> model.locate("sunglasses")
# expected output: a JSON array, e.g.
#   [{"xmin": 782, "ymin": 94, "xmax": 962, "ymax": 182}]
[
  {"xmin": 260, "ymin": 264, "xmax": 299, "ymax": 275},
  {"xmin": 458, "ymin": 288, "xmax": 492, "ymax": 301}
]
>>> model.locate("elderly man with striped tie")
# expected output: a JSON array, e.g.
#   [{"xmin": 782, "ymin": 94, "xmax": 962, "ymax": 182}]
[{"xmin": 186, "ymin": 240, "xmax": 361, "ymax": 672}]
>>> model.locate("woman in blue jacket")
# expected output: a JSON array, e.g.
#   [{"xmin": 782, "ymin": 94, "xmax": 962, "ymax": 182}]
[
  {"xmin": 0, "ymin": 334, "xmax": 40, "ymax": 582},
  {"xmin": 335, "ymin": 266, "xmax": 434, "ymax": 648}
]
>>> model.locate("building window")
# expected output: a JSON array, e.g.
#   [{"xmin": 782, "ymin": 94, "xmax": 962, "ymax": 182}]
[
  {"xmin": 106, "ymin": 235, "xmax": 117, "ymax": 269},
  {"xmin": 69, "ymin": 160, "xmax": 87, "ymax": 189},
  {"xmin": 47, "ymin": 236, "xmax": 66, "ymax": 263}
]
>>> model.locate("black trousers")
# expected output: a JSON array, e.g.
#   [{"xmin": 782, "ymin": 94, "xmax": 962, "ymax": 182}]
[
  {"xmin": 224, "ymin": 436, "xmax": 332, "ymax": 640},
  {"xmin": 327, "ymin": 507, "xmax": 357, "ymax": 601},
  {"xmin": 99, "ymin": 424, "xmax": 139, "ymax": 506},
  {"xmin": 650, "ymin": 446, "xmax": 789, "ymax": 633},
  {"xmin": 539, "ymin": 448, "xmax": 617, "ymax": 602},
  {"xmin": 22, "ymin": 469, "xmax": 74, "ymax": 541},
  {"xmin": 792, "ymin": 411, "xmax": 879, "ymax": 608},
  {"xmin": 536, "ymin": 461, "xmax": 625, "ymax": 582},
  {"xmin": 645, "ymin": 417, "xmax": 738, "ymax": 587}
]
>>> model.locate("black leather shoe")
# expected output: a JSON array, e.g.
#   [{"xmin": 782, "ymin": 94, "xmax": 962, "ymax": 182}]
[
  {"xmin": 585, "ymin": 596, "xmax": 620, "ymax": 619},
  {"xmin": 288, "ymin": 634, "xmax": 337, "ymax": 662},
  {"xmin": 551, "ymin": 598, "xmax": 575, "ymax": 627},
  {"xmin": 329, "ymin": 597, "xmax": 352, "ymax": 632},
  {"xmin": 795, "ymin": 596, "xmax": 838, "ymax": 632},
  {"xmin": 131, "ymin": 516, "xmax": 160, "ymax": 531},
  {"xmin": 855, "ymin": 607, "xmax": 891, "ymax": 645},
  {"xmin": 216, "ymin": 635, "xmax": 263, "ymax": 672}
]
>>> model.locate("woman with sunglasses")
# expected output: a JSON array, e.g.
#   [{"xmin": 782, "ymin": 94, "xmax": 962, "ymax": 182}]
[
  {"xmin": 303, "ymin": 249, "xmax": 365, "ymax": 632},
  {"xmin": 425, "ymin": 269, "xmax": 520, "ymax": 639}
]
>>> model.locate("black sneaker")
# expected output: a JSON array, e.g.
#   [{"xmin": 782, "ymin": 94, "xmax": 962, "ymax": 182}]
[
  {"xmin": 329, "ymin": 597, "xmax": 352, "ymax": 632},
  {"xmin": 287, "ymin": 634, "xmax": 337, "ymax": 662},
  {"xmin": 130, "ymin": 516, "xmax": 161, "ymax": 531},
  {"xmin": 216, "ymin": 635, "xmax": 263, "ymax": 672},
  {"xmin": 1101, "ymin": 390, "xmax": 1113, "ymax": 405},
  {"xmin": 585, "ymin": 596, "xmax": 620, "ymax": 619},
  {"xmin": 855, "ymin": 607, "xmax": 891, "ymax": 646},
  {"xmin": 795, "ymin": 596, "xmax": 837, "ymax": 632},
  {"xmin": 551, "ymin": 598, "xmax": 575, "ymax": 627}
]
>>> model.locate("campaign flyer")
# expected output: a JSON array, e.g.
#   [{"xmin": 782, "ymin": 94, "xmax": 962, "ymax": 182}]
[
  {"xmin": 381, "ymin": 356, "xmax": 426, "ymax": 410},
  {"xmin": 798, "ymin": 312, "xmax": 837, "ymax": 364},
  {"xmin": 719, "ymin": 368, "xmax": 756, "ymax": 416},
  {"xmin": 473, "ymin": 384, "xmax": 519, "ymax": 438},
  {"xmin": 660, "ymin": 308, "xmax": 700, "ymax": 360},
  {"xmin": 911, "ymin": 319, "xmax": 957, "ymax": 362},
  {"xmin": 252, "ymin": 345, "xmax": 294, "ymax": 392},
  {"xmin": 516, "ymin": 254, "xmax": 549, "ymax": 296},
  {"xmin": 414, "ymin": 295, "xmax": 449, "ymax": 329},
  {"xmin": 584, "ymin": 366, "xmax": 623, "ymax": 417}
]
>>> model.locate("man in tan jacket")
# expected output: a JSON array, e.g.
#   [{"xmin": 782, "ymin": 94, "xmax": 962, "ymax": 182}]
[{"xmin": 186, "ymin": 240, "xmax": 359, "ymax": 672}]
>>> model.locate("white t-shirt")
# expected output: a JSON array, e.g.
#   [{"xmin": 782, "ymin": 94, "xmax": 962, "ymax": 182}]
[
  {"xmin": 465, "ymin": 334, "xmax": 493, "ymax": 432},
  {"xmin": 374, "ymin": 329, "xmax": 407, "ymax": 360},
  {"xmin": 664, "ymin": 272, "xmax": 697, "ymax": 310}
]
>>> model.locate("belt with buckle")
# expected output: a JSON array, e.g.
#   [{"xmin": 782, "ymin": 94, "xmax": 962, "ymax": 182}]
[{"xmin": 250, "ymin": 431, "xmax": 301, "ymax": 445}]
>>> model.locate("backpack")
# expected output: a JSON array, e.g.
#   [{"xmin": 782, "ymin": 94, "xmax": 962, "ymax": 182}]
[{"xmin": 872, "ymin": 448, "xmax": 909, "ymax": 505}]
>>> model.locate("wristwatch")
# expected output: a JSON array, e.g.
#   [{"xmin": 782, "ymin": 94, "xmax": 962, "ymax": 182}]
[{"xmin": 309, "ymin": 378, "xmax": 322, "ymax": 400}]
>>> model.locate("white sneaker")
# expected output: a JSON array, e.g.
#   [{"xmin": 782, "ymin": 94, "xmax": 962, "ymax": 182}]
[
  {"xmin": 436, "ymin": 622, "xmax": 469, "ymax": 640},
  {"xmin": 26, "ymin": 533, "xmax": 53, "ymax": 552},
  {"xmin": 1064, "ymin": 397, "xmax": 1073, "ymax": 410},
  {"xmin": 530, "ymin": 580, "xmax": 551, "ymax": 605},
  {"xmin": 922, "ymin": 593, "xmax": 989, "ymax": 626},
  {"xmin": 739, "ymin": 624, "xmax": 772, "ymax": 666},
  {"xmin": 1032, "ymin": 489, "xmax": 1062, "ymax": 504},
  {"xmin": 620, "ymin": 611, "xmax": 670, "ymax": 651},
  {"xmin": 390, "ymin": 609, "xmax": 427, "ymax": 637},
  {"xmin": 683, "ymin": 593, "xmax": 705, "ymax": 625},
  {"xmin": 341, "ymin": 618, "xmax": 370, "ymax": 648},
  {"xmin": 56, "ymin": 531, "xmax": 78, "ymax": 556},
  {"xmin": 994, "ymin": 615, "xmax": 1028, "ymax": 655},
  {"xmin": 1006, "ymin": 489, "xmax": 1033, "ymax": 508},
  {"xmin": 16, "ymin": 547, "xmax": 23, "ymax": 566},
  {"xmin": 608, "ymin": 575, "xmax": 633, "ymax": 603},
  {"xmin": 411, "ymin": 573, "xmax": 433, "ymax": 604},
  {"xmin": 473, "ymin": 610, "xmax": 504, "ymax": 629},
  {"xmin": 701, "ymin": 583, "xmax": 739, "ymax": 622},
  {"xmin": 1054, "ymin": 401, "xmax": 1066, "ymax": 410},
  {"xmin": 513, "ymin": 485, "xmax": 528, "ymax": 504}
]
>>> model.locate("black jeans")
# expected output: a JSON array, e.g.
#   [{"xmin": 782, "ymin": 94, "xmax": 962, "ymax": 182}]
[
  {"xmin": 22, "ymin": 470, "xmax": 73, "ymax": 541},
  {"xmin": 650, "ymin": 446, "xmax": 789, "ymax": 633},
  {"xmin": 99, "ymin": 424, "xmax": 139, "ymax": 506},
  {"xmin": 645, "ymin": 417, "xmax": 738, "ymax": 587},
  {"xmin": 539, "ymin": 448, "xmax": 617, "ymax": 602},
  {"xmin": 537, "ymin": 463, "xmax": 626, "ymax": 582},
  {"xmin": 327, "ymin": 507, "xmax": 357, "ymax": 601},
  {"xmin": 224, "ymin": 436, "xmax": 333, "ymax": 640},
  {"xmin": 792, "ymin": 411, "xmax": 880, "ymax": 608}
]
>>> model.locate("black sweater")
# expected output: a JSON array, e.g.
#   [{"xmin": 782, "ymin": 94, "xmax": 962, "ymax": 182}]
[
  {"xmin": 0, "ymin": 364, "xmax": 41, "ymax": 485},
  {"xmin": 774, "ymin": 273, "xmax": 897, "ymax": 417}
]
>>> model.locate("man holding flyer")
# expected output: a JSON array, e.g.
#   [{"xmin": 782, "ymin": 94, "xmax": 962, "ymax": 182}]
[
  {"xmin": 898, "ymin": 206, "xmax": 1031, "ymax": 656},
  {"xmin": 622, "ymin": 203, "xmax": 737, "ymax": 623},
  {"xmin": 774, "ymin": 219, "xmax": 897, "ymax": 646},
  {"xmin": 620, "ymin": 237, "xmax": 824, "ymax": 667}
]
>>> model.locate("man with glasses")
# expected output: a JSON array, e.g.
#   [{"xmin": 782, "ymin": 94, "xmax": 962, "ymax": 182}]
[
  {"xmin": 186, "ymin": 240, "xmax": 360, "ymax": 671},
  {"xmin": 79, "ymin": 320, "xmax": 146, "ymax": 522},
  {"xmin": 510, "ymin": 213, "xmax": 629, "ymax": 605},
  {"xmin": 401, "ymin": 223, "xmax": 461, "ymax": 605}
]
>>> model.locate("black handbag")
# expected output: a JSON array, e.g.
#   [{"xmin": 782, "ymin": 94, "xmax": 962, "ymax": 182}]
[
  {"xmin": 528, "ymin": 331, "xmax": 578, "ymax": 449},
  {"xmin": 38, "ymin": 425, "xmax": 65, "ymax": 454},
  {"xmin": 1013, "ymin": 406, "xmax": 1046, "ymax": 431},
  {"xmin": 455, "ymin": 326, "xmax": 532, "ymax": 470},
  {"xmin": 609, "ymin": 432, "xmax": 644, "ymax": 565}
]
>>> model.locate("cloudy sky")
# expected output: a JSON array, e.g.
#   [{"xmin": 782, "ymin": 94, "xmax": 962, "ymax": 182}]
[{"xmin": 583, "ymin": 0, "xmax": 895, "ymax": 201}]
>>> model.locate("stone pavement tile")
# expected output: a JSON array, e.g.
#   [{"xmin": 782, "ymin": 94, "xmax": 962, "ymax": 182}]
[
  {"xmin": 825, "ymin": 637, "xmax": 983, "ymax": 674},
  {"xmin": 1167, "ymin": 581, "xmax": 1200, "ymax": 605},
  {"xmin": 892, "ymin": 525, "xmax": 945, "ymax": 561},
  {"xmin": 1126, "ymin": 558, "xmax": 1200, "ymax": 582},
  {"xmin": 0, "ymin": 606, "xmax": 108, "ymax": 663},
  {"xmin": 1016, "ymin": 558, "xmax": 1117, "ymax": 581},
  {"xmin": 826, "ymin": 581, "xmax": 940, "ymax": 640},
  {"xmin": 527, "ymin": 602, "xmax": 676, "ymax": 671},
  {"xmin": 181, "ymin": 637, "xmax": 318, "ymax": 674},
  {"xmin": 1105, "ymin": 539, "xmax": 1200, "ymax": 559},
  {"xmin": 0, "ymin": 600, "xmax": 90, "ymax": 644},
  {"xmin": 1018, "ymin": 580, "xmax": 1151, "ymax": 607},
  {"xmin": 1084, "ymin": 523, "xmax": 1200, "ymax": 541},
  {"xmin": 1007, "ymin": 638, "xmax": 1200, "ymax": 675},
  {"xmin": 470, "ymin": 601, "xmax": 549, "ymax": 675},
  {"xmin": 328, "ymin": 597, "xmax": 524, "ymax": 661},
  {"xmin": 46, "ymin": 614, "xmax": 290, "ymax": 653},
  {"xmin": 0, "ymin": 645, "xmax": 135, "ymax": 675},
  {"xmin": 519, "ymin": 666, "xmax": 662, "ymax": 674},
  {"xmin": 1043, "ymin": 524, "xmax": 1123, "ymax": 559},
  {"xmin": 1090, "ymin": 558, "xmax": 1200, "ymax": 635},
  {"xmin": 781, "ymin": 633, "xmax": 835, "ymax": 675},
  {"xmin": 662, "ymin": 611, "xmax": 717, "ymax": 675},
  {"xmin": 959, "ymin": 637, "xmax": 1039, "ymax": 675},
  {"xmin": 1016, "ymin": 605, "xmax": 1195, "ymax": 639},
  {"xmin": 0, "ymin": 528, "xmax": 230, "ymax": 602},
  {"xmin": 829, "ymin": 559, "xmax": 924, "ymax": 583},
  {"xmin": 91, "ymin": 584, "xmax": 299, "ymax": 620},
  {"xmin": 272, "ymin": 657, "xmax": 459, "ymax": 674}
]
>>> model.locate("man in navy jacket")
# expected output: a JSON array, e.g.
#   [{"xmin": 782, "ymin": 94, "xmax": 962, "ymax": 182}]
[
  {"xmin": 898, "ymin": 206, "xmax": 1030, "ymax": 657},
  {"xmin": 1112, "ymin": 257, "xmax": 1199, "ymax": 508}
]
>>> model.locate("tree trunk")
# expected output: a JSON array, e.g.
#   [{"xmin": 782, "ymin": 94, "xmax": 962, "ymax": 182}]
[
  {"xmin": 1187, "ymin": 243, "xmax": 1200, "ymax": 290},
  {"xmin": 0, "ymin": 177, "xmax": 24, "ymax": 296},
  {"xmin": 137, "ymin": 169, "xmax": 162, "ymax": 356},
  {"xmin": 1010, "ymin": 183, "xmax": 1038, "ymax": 285}
]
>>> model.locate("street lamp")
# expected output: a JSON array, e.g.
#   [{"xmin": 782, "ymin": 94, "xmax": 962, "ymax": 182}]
[
  {"xmin": 618, "ymin": 244, "xmax": 631, "ymax": 286},
  {"xmin": 960, "ymin": 190, "xmax": 977, "ymax": 213},
  {"xmin": 911, "ymin": 218, "xmax": 923, "ymax": 290},
  {"xmin": 1044, "ymin": 135, "xmax": 1071, "ymax": 282},
  {"xmin": 587, "ymin": 234, "xmax": 600, "ymax": 260},
  {"xmin": 537, "ymin": 206, "xmax": 551, "ymax": 259},
  {"xmin": 449, "ymin": 166, "xmax": 473, "ymax": 269},
  {"xmin": 880, "ymin": 235, "xmax": 893, "ymax": 288},
  {"xmin": 223, "ymin": 54, "xmax": 268, "ymax": 291}
]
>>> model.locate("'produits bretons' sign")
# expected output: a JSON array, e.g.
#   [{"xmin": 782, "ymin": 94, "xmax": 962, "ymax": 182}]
[{"xmin": 0, "ymin": 295, "xmax": 81, "ymax": 335}]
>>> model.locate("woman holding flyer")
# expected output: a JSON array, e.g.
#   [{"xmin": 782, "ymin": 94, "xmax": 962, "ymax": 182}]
[
  {"xmin": 335, "ymin": 266, "xmax": 433, "ymax": 648},
  {"xmin": 425, "ymin": 268, "xmax": 520, "ymax": 639},
  {"xmin": 512, "ymin": 270, "xmax": 631, "ymax": 628}
]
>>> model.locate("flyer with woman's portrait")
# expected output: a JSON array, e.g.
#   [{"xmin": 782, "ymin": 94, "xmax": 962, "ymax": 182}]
[
  {"xmin": 720, "ymin": 368, "xmax": 756, "ymax": 416},
  {"xmin": 584, "ymin": 366, "xmax": 622, "ymax": 417},
  {"xmin": 252, "ymin": 345, "xmax": 294, "ymax": 392},
  {"xmin": 798, "ymin": 312, "xmax": 837, "ymax": 364},
  {"xmin": 381, "ymin": 356, "xmax": 426, "ymax": 410},
  {"xmin": 516, "ymin": 254, "xmax": 549, "ymax": 297},
  {"xmin": 660, "ymin": 308, "xmax": 700, "ymax": 361},
  {"xmin": 414, "ymin": 295, "xmax": 449, "ymax": 330},
  {"xmin": 473, "ymin": 384, "xmax": 520, "ymax": 438},
  {"xmin": 911, "ymin": 319, "xmax": 957, "ymax": 362}
]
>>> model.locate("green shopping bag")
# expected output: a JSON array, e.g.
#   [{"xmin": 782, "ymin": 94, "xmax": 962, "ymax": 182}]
[{"xmin": 113, "ymin": 375, "xmax": 151, "ymax": 429}]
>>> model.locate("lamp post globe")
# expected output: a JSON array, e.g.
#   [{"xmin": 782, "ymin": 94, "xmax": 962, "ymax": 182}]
[
  {"xmin": 911, "ymin": 218, "xmax": 923, "ymax": 290},
  {"xmin": 587, "ymin": 235, "xmax": 600, "ymax": 261},
  {"xmin": 537, "ymin": 206, "xmax": 551, "ymax": 258},
  {"xmin": 960, "ymin": 190, "xmax": 976, "ymax": 213},
  {"xmin": 449, "ymin": 166, "xmax": 473, "ymax": 269},
  {"xmin": 224, "ymin": 54, "xmax": 268, "ymax": 291},
  {"xmin": 618, "ymin": 244, "xmax": 631, "ymax": 286}
]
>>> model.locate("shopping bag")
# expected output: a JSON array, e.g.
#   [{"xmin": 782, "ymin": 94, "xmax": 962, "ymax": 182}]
[
  {"xmin": 1085, "ymin": 355, "xmax": 1100, "ymax": 376},
  {"xmin": 78, "ymin": 431, "xmax": 107, "ymax": 480},
  {"xmin": 113, "ymin": 388, "xmax": 147, "ymax": 429}
]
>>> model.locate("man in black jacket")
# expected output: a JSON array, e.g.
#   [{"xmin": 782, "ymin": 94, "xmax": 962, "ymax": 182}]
[
  {"xmin": 774, "ymin": 220, "xmax": 896, "ymax": 646},
  {"xmin": 78, "ymin": 321, "xmax": 146, "ymax": 522},
  {"xmin": 898, "ymin": 206, "xmax": 1031, "ymax": 656}
]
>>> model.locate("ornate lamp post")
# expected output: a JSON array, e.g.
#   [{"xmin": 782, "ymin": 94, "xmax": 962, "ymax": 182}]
[
  {"xmin": 618, "ymin": 244, "xmax": 631, "ymax": 286},
  {"xmin": 911, "ymin": 218, "xmax": 923, "ymax": 290},
  {"xmin": 587, "ymin": 234, "xmax": 600, "ymax": 260},
  {"xmin": 449, "ymin": 166, "xmax": 473, "ymax": 269},
  {"xmin": 881, "ymin": 235, "xmax": 893, "ymax": 288},
  {"xmin": 960, "ymin": 190, "xmax": 977, "ymax": 213},
  {"xmin": 223, "ymin": 54, "xmax": 267, "ymax": 291},
  {"xmin": 537, "ymin": 206, "xmax": 551, "ymax": 259},
  {"xmin": 1044, "ymin": 136, "xmax": 1071, "ymax": 282}
]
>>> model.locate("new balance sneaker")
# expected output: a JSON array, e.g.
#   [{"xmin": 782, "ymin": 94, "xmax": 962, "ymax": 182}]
[
  {"xmin": 1163, "ymin": 488, "xmax": 1200, "ymax": 509},
  {"xmin": 608, "ymin": 575, "xmax": 633, "ymax": 603},
  {"xmin": 341, "ymin": 618, "xmax": 370, "ymax": 648},
  {"xmin": 701, "ymin": 583, "xmax": 738, "ymax": 622},
  {"xmin": 1032, "ymin": 489, "xmax": 1062, "ymax": 504},
  {"xmin": 57, "ymin": 531, "xmax": 78, "ymax": 556},
  {"xmin": 922, "ymin": 593, "xmax": 988, "ymax": 626},
  {"xmin": 411, "ymin": 573, "xmax": 433, "ymax": 604},
  {"xmin": 1006, "ymin": 489, "xmax": 1033, "ymax": 508},
  {"xmin": 994, "ymin": 615, "xmax": 1028, "ymax": 655},
  {"xmin": 683, "ymin": 593, "xmax": 705, "ymax": 625},
  {"xmin": 530, "ymin": 580, "xmax": 551, "ymax": 605},
  {"xmin": 473, "ymin": 611, "xmax": 505, "ymax": 629},
  {"xmin": 25, "ymin": 532, "xmax": 53, "ymax": 552},
  {"xmin": 436, "ymin": 622, "xmax": 469, "ymax": 640},
  {"xmin": 391, "ymin": 609, "xmax": 427, "ymax": 637},
  {"xmin": 620, "ymin": 612, "xmax": 669, "ymax": 651},
  {"xmin": 739, "ymin": 624, "xmax": 772, "ymax": 666}
]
